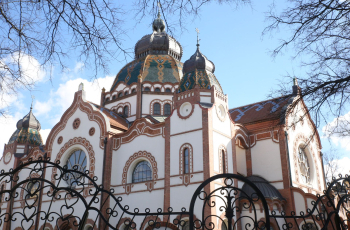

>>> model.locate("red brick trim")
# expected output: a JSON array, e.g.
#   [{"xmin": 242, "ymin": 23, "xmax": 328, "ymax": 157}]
[
  {"xmin": 292, "ymin": 133, "xmax": 321, "ymax": 191},
  {"xmin": 177, "ymin": 102, "xmax": 195, "ymax": 119},
  {"xmin": 111, "ymin": 102, "xmax": 132, "ymax": 116},
  {"xmin": 149, "ymin": 99, "xmax": 172, "ymax": 115},
  {"xmin": 179, "ymin": 143, "xmax": 194, "ymax": 174},
  {"xmin": 51, "ymin": 137, "xmax": 96, "ymax": 187},
  {"xmin": 113, "ymin": 119, "xmax": 164, "ymax": 150},
  {"xmin": 46, "ymin": 90, "xmax": 109, "ymax": 155},
  {"xmin": 145, "ymin": 222, "xmax": 178, "ymax": 230},
  {"xmin": 218, "ymin": 145, "xmax": 228, "ymax": 174},
  {"xmin": 20, "ymin": 146, "xmax": 45, "ymax": 164},
  {"xmin": 234, "ymin": 126, "xmax": 249, "ymax": 149},
  {"xmin": 3, "ymin": 151, "xmax": 12, "ymax": 165},
  {"xmin": 121, "ymin": 151, "xmax": 158, "ymax": 192}
]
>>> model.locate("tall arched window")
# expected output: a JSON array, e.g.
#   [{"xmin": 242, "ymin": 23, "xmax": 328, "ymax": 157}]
[
  {"xmin": 164, "ymin": 103, "xmax": 171, "ymax": 115},
  {"xmin": 65, "ymin": 149, "xmax": 87, "ymax": 187},
  {"xmin": 132, "ymin": 161, "xmax": 152, "ymax": 183},
  {"xmin": 184, "ymin": 148, "xmax": 189, "ymax": 174},
  {"xmin": 123, "ymin": 106, "xmax": 129, "ymax": 117},
  {"xmin": 222, "ymin": 150, "xmax": 226, "ymax": 173},
  {"xmin": 298, "ymin": 147, "xmax": 310, "ymax": 184},
  {"xmin": 153, "ymin": 103, "xmax": 161, "ymax": 115}
]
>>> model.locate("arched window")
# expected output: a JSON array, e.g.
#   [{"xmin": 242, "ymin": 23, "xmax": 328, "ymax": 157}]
[
  {"xmin": 132, "ymin": 161, "xmax": 152, "ymax": 183},
  {"xmin": 112, "ymin": 95, "xmax": 116, "ymax": 100},
  {"xmin": 298, "ymin": 147, "xmax": 310, "ymax": 184},
  {"xmin": 124, "ymin": 91, "xmax": 129, "ymax": 96},
  {"xmin": 123, "ymin": 106, "xmax": 129, "ymax": 117},
  {"xmin": 153, "ymin": 103, "xmax": 161, "ymax": 115},
  {"xmin": 65, "ymin": 149, "xmax": 87, "ymax": 187},
  {"xmin": 222, "ymin": 150, "xmax": 226, "ymax": 173},
  {"xmin": 105, "ymin": 97, "xmax": 110, "ymax": 102},
  {"xmin": 164, "ymin": 103, "xmax": 171, "ymax": 116},
  {"xmin": 144, "ymin": 87, "xmax": 150, "ymax": 91},
  {"xmin": 118, "ymin": 92, "xmax": 123, "ymax": 98},
  {"xmin": 155, "ymin": 88, "xmax": 161, "ymax": 92},
  {"xmin": 132, "ymin": 88, "xmax": 136, "ymax": 93},
  {"xmin": 184, "ymin": 148, "xmax": 189, "ymax": 174},
  {"xmin": 165, "ymin": 88, "xmax": 171, "ymax": 93}
]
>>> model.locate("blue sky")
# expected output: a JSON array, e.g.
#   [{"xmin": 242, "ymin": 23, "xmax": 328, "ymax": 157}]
[{"xmin": 1, "ymin": 0, "xmax": 349, "ymax": 174}]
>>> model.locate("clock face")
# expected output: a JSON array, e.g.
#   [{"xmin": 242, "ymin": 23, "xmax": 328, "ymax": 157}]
[{"xmin": 4, "ymin": 152, "xmax": 11, "ymax": 164}]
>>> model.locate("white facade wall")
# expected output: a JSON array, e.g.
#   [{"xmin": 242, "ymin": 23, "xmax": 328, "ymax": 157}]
[{"xmin": 251, "ymin": 139, "xmax": 283, "ymax": 184}]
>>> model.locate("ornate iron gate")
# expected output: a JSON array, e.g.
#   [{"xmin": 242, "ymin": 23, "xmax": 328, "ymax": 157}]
[{"xmin": 0, "ymin": 158, "xmax": 348, "ymax": 230}]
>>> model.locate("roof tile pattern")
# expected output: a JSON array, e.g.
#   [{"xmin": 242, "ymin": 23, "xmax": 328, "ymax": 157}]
[
  {"xmin": 110, "ymin": 55, "xmax": 183, "ymax": 92},
  {"xmin": 229, "ymin": 95, "xmax": 292, "ymax": 124}
]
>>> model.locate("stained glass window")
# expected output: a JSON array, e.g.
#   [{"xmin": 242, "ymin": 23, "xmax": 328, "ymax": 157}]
[
  {"xmin": 153, "ymin": 103, "xmax": 161, "ymax": 115},
  {"xmin": 184, "ymin": 148, "xmax": 189, "ymax": 174},
  {"xmin": 164, "ymin": 104, "xmax": 171, "ymax": 116},
  {"xmin": 132, "ymin": 161, "xmax": 152, "ymax": 183},
  {"xmin": 66, "ymin": 149, "xmax": 87, "ymax": 187},
  {"xmin": 298, "ymin": 147, "xmax": 310, "ymax": 184}
]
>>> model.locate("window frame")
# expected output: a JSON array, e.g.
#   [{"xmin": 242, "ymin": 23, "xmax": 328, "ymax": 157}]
[
  {"xmin": 153, "ymin": 103, "xmax": 161, "ymax": 115},
  {"xmin": 132, "ymin": 160, "xmax": 152, "ymax": 183},
  {"xmin": 164, "ymin": 103, "xmax": 171, "ymax": 116}
]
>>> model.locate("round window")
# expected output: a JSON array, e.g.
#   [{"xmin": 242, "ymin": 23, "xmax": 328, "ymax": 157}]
[
  {"xmin": 65, "ymin": 149, "xmax": 87, "ymax": 187},
  {"xmin": 180, "ymin": 102, "xmax": 192, "ymax": 117}
]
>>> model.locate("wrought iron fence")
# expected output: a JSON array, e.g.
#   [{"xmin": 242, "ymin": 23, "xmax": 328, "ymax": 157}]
[{"xmin": 0, "ymin": 157, "xmax": 348, "ymax": 230}]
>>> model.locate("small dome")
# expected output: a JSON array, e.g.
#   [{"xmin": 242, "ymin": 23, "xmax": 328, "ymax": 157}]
[
  {"xmin": 240, "ymin": 175, "xmax": 285, "ymax": 200},
  {"xmin": 134, "ymin": 13, "xmax": 183, "ymax": 61},
  {"xmin": 178, "ymin": 46, "xmax": 222, "ymax": 93},
  {"xmin": 183, "ymin": 46, "xmax": 215, "ymax": 74},
  {"xmin": 8, "ymin": 107, "xmax": 43, "ymax": 146}
]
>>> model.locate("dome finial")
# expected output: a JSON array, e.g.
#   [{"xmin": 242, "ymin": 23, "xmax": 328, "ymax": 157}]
[
  {"xmin": 152, "ymin": 2, "xmax": 165, "ymax": 32},
  {"xmin": 30, "ymin": 95, "xmax": 35, "ymax": 110},
  {"xmin": 195, "ymin": 28, "xmax": 201, "ymax": 48}
]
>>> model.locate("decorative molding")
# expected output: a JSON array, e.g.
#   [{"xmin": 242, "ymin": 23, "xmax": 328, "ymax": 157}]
[
  {"xmin": 45, "ymin": 91, "xmax": 109, "ymax": 155},
  {"xmin": 292, "ymin": 133, "xmax": 321, "ymax": 191},
  {"xmin": 51, "ymin": 137, "xmax": 96, "ymax": 188},
  {"xmin": 111, "ymin": 102, "xmax": 131, "ymax": 116},
  {"xmin": 57, "ymin": 136, "xmax": 63, "ymax": 144},
  {"xmin": 113, "ymin": 119, "xmax": 163, "ymax": 150},
  {"xmin": 3, "ymin": 151, "xmax": 12, "ymax": 165},
  {"xmin": 215, "ymin": 104, "xmax": 227, "ymax": 122},
  {"xmin": 218, "ymin": 145, "xmax": 228, "ymax": 174},
  {"xmin": 177, "ymin": 102, "xmax": 195, "ymax": 120},
  {"xmin": 149, "ymin": 99, "xmax": 172, "ymax": 115},
  {"xmin": 89, "ymin": 127, "xmax": 95, "ymax": 136},
  {"xmin": 122, "ymin": 151, "xmax": 158, "ymax": 194},
  {"xmin": 73, "ymin": 118, "xmax": 81, "ymax": 129}
]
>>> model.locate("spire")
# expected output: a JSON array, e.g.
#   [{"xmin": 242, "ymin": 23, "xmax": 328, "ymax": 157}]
[
  {"xmin": 30, "ymin": 95, "xmax": 35, "ymax": 110},
  {"xmin": 196, "ymin": 28, "xmax": 200, "ymax": 48},
  {"xmin": 292, "ymin": 77, "xmax": 301, "ymax": 95}
]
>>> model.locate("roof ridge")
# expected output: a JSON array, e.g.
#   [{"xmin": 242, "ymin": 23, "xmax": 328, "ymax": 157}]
[{"xmin": 229, "ymin": 94, "xmax": 292, "ymax": 111}]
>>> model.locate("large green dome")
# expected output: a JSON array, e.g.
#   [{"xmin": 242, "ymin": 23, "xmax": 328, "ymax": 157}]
[{"xmin": 110, "ymin": 55, "xmax": 183, "ymax": 91}]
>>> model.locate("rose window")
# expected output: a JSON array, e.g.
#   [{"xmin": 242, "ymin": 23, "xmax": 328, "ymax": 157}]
[{"xmin": 65, "ymin": 149, "xmax": 87, "ymax": 187}]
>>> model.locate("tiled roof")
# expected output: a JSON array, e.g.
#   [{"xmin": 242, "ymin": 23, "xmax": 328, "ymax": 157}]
[
  {"xmin": 89, "ymin": 103, "xmax": 129, "ymax": 131},
  {"xmin": 229, "ymin": 95, "xmax": 293, "ymax": 124}
]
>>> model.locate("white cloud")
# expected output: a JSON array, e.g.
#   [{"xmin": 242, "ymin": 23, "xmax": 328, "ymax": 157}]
[
  {"xmin": 74, "ymin": 62, "xmax": 85, "ymax": 73},
  {"xmin": 40, "ymin": 128, "xmax": 51, "ymax": 145},
  {"xmin": 0, "ymin": 114, "xmax": 20, "ymax": 155},
  {"xmin": 324, "ymin": 156, "xmax": 350, "ymax": 179},
  {"xmin": 0, "ymin": 53, "xmax": 46, "ymax": 110},
  {"xmin": 34, "ymin": 75, "xmax": 114, "ymax": 125},
  {"xmin": 322, "ymin": 111, "xmax": 350, "ymax": 151}
]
